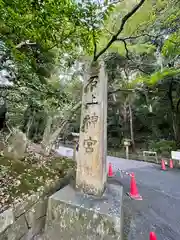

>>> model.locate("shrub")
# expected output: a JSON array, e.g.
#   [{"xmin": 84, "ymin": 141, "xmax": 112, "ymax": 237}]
[{"xmin": 149, "ymin": 140, "xmax": 176, "ymax": 156}]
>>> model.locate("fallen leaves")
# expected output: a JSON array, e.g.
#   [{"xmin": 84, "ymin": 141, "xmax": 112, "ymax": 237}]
[{"xmin": 0, "ymin": 155, "xmax": 75, "ymax": 213}]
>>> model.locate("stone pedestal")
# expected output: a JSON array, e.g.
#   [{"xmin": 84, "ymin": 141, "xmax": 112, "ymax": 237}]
[
  {"xmin": 76, "ymin": 61, "xmax": 107, "ymax": 196},
  {"xmin": 44, "ymin": 183, "xmax": 123, "ymax": 240}
]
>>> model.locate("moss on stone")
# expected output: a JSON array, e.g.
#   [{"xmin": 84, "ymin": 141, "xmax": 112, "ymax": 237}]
[{"xmin": 0, "ymin": 155, "xmax": 75, "ymax": 210}]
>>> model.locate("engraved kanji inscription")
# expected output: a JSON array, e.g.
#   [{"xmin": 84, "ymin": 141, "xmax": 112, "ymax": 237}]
[
  {"xmin": 81, "ymin": 113, "xmax": 99, "ymax": 132},
  {"xmin": 91, "ymin": 112, "xmax": 98, "ymax": 127},
  {"xmin": 81, "ymin": 114, "xmax": 91, "ymax": 132},
  {"xmin": 84, "ymin": 77, "xmax": 98, "ymax": 93},
  {"xmin": 85, "ymin": 94, "xmax": 98, "ymax": 109},
  {"xmin": 89, "ymin": 77, "xmax": 98, "ymax": 92},
  {"xmin": 83, "ymin": 137, "xmax": 97, "ymax": 153}
]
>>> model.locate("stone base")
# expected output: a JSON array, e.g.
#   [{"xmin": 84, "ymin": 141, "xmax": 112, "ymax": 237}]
[{"xmin": 44, "ymin": 183, "xmax": 123, "ymax": 240}]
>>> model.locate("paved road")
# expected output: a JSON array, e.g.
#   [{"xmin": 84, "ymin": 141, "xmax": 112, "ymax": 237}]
[
  {"xmin": 56, "ymin": 147, "xmax": 180, "ymax": 239},
  {"xmin": 109, "ymin": 156, "xmax": 180, "ymax": 240}
]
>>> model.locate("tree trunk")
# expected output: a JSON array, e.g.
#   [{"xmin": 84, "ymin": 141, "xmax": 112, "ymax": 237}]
[
  {"xmin": 171, "ymin": 113, "xmax": 177, "ymax": 140},
  {"xmin": 171, "ymin": 112, "xmax": 180, "ymax": 147},
  {"xmin": 41, "ymin": 116, "xmax": 53, "ymax": 149},
  {"xmin": 129, "ymin": 104, "xmax": 135, "ymax": 152},
  {"xmin": 41, "ymin": 101, "xmax": 81, "ymax": 155},
  {"xmin": 122, "ymin": 100, "xmax": 129, "ymax": 138},
  {"xmin": 26, "ymin": 111, "xmax": 35, "ymax": 139},
  {"xmin": 167, "ymin": 79, "xmax": 179, "ymax": 144}
]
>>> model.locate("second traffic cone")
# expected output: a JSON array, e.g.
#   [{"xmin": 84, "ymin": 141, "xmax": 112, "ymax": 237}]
[
  {"xmin": 108, "ymin": 163, "xmax": 113, "ymax": 177},
  {"xmin": 169, "ymin": 159, "xmax": 174, "ymax": 169},
  {"xmin": 149, "ymin": 232, "xmax": 157, "ymax": 240},
  {"xmin": 128, "ymin": 173, "xmax": 142, "ymax": 200},
  {"xmin": 161, "ymin": 159, "xmax": 166, "ymax": 171}
]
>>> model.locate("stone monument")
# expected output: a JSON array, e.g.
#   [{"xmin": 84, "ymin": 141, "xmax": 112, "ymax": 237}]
[
  {"xmin": 44, "ymin": 61, "xmax": 123, "ymax": 240},
  {"xmin": 76, "ymin": 61, "xmax": 107, "ymax": 196}
]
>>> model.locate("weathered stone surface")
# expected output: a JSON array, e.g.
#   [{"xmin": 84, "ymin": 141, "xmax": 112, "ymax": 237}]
[
  {"xmin": 25, "ymin": 199, "xmax": 47, "ymax": 227},
  {"xmin": 44, "ymin": 183, "xmax": 123, "ymax": 240},
  {"xmin": 4, "ymin": 129, "xmax": 27, "ymax": 160},
  {"xmin": 20, "ymin": 217, "xmax": 46, "ymax": 240},
  {"xmin": 0, "ymin": 208, "xmax": 14, "ymax": 233},
  {"xmin": 6, "ymin": 215, "xmax": 28, "ymax": 240},
  {"xmin": 43, "ymin": 170, "xmax": 75, "ymax": 197},
  {"xmin": 0, "ymin": 230, "xmax": 8, "ymax": 240},
  {"xmin": 13, "ymin": 194, "xmax": 41, "ymax": 218},
  {"xmin": 76, "ymin": 61, "xmax": 107, "ymax": 196}
]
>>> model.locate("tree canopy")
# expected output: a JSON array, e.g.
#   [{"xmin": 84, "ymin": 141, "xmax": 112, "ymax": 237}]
[{"xmin": 0, "ymin": 0, "xmax": 179, "ymax": 155}]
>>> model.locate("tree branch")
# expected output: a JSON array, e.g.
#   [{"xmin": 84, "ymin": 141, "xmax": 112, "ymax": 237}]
[
  {"xmin": 104, "ymin": 28, "xmax": 161, "ymax": 43},
  {"xmin": 121, "ymin": 39, "xmax": 130, "ymax": 60},
  {"xmin": 94, "ymin": 0, "xmax": 146, "ymax": 61},
  {"xmin": 116, "ymin": 38, "xmax": 148, "ymax": 74},
  {"xmin": 16, "ymin": 40, "xmax": 37, "ymax": 49},
  {"xmin": 108, "ymin": 88, "xmax": 134, "ymax": 95},
  {"xmin": 121, "ymin": 33, "xmax": 163, "ymax": 41},
  {"xmin": 45, "ymin": 101, "xmax": 82, "ymax": 149}
]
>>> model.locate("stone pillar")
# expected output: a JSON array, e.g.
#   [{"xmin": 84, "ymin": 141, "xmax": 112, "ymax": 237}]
[
  {"xmin": 76, "ymin": 61, "xmax": 107, "ymax": 196},
  {"xmin": 44, "ymin": 62, "xmax": 123, "ymax": 240}
]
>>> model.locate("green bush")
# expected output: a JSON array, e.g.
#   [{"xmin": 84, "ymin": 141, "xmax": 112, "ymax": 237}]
[{"xmin": 149, "ymin": 140, "xmax": 176, "ymax": 155}]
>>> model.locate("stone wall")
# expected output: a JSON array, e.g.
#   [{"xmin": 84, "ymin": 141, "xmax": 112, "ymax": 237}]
[{"xmin": 0, "ymin": 170, "xmax": 74, "ymax": 240}]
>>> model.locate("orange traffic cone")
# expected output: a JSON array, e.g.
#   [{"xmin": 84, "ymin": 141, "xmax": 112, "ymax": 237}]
[
  {"xmin": 108, "ymin": 163, "xmax": 113, "ymax": 177},
  {"xmin": 161, "ymin": 159, "xmax": 166, "ymax": 171},
  {"xmin": 128, "ymin": 173, "xmax": 142, "ymax": 200},
  {"xmin": 169, "ymin": 159, "xmax": 174, "ymax": 169},
  {"xmin": 149, "ymin": 232, "xmax": 157, "ymax": 240}
]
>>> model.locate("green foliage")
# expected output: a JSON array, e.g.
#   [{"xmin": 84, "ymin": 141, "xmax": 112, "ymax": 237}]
[
  {"xmin": 75, "ymin": 1, "xmax": 116, "ymax": 37},
  {"xmin": 0, "ymin": 0, "xmax": 117, "ymax": 133},
  {"xmin": 133, "ymin": 68, "xmax": 180, "ymax": 86},
  {"xmin": 0, "ymin": 0, "xmax": 90, "ymax": 50},
  {"xmin": 129, "ymin": 43, "xmax": 156, "ymax": 55},
  {"xmin": 149, "ymin": 69, "xmax": 180, "ymax": 85},
  {"xmin": 162, "ymin": 32, "xmax": 180, "ymax": 58},
  {"xmin": 0, "ymin": 0, "xmax": 104, "ymax": 108},
  {"xmin": 0, "ymin": 0, "xmax": 179, "ymax": 155},
  {"xmin": 161, "ymin": 0, "xmax": 180, "ymax": 28},
  {"xmin": 149, "ymin": 140, "xmax": 176, "ymax": 154},
  {"xmin": 97, "ymin": 0, "xmax": 167, "ymax": 56}
]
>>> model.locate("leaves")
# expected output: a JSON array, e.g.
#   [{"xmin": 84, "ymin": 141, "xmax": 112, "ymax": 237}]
[
  {"xmin": 162, "ymin": 32, "xmax": 180, "ymax": 59},
  {"xmin": 132, "ymin": 68, "xmax": 180, "ymax": 87}
]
